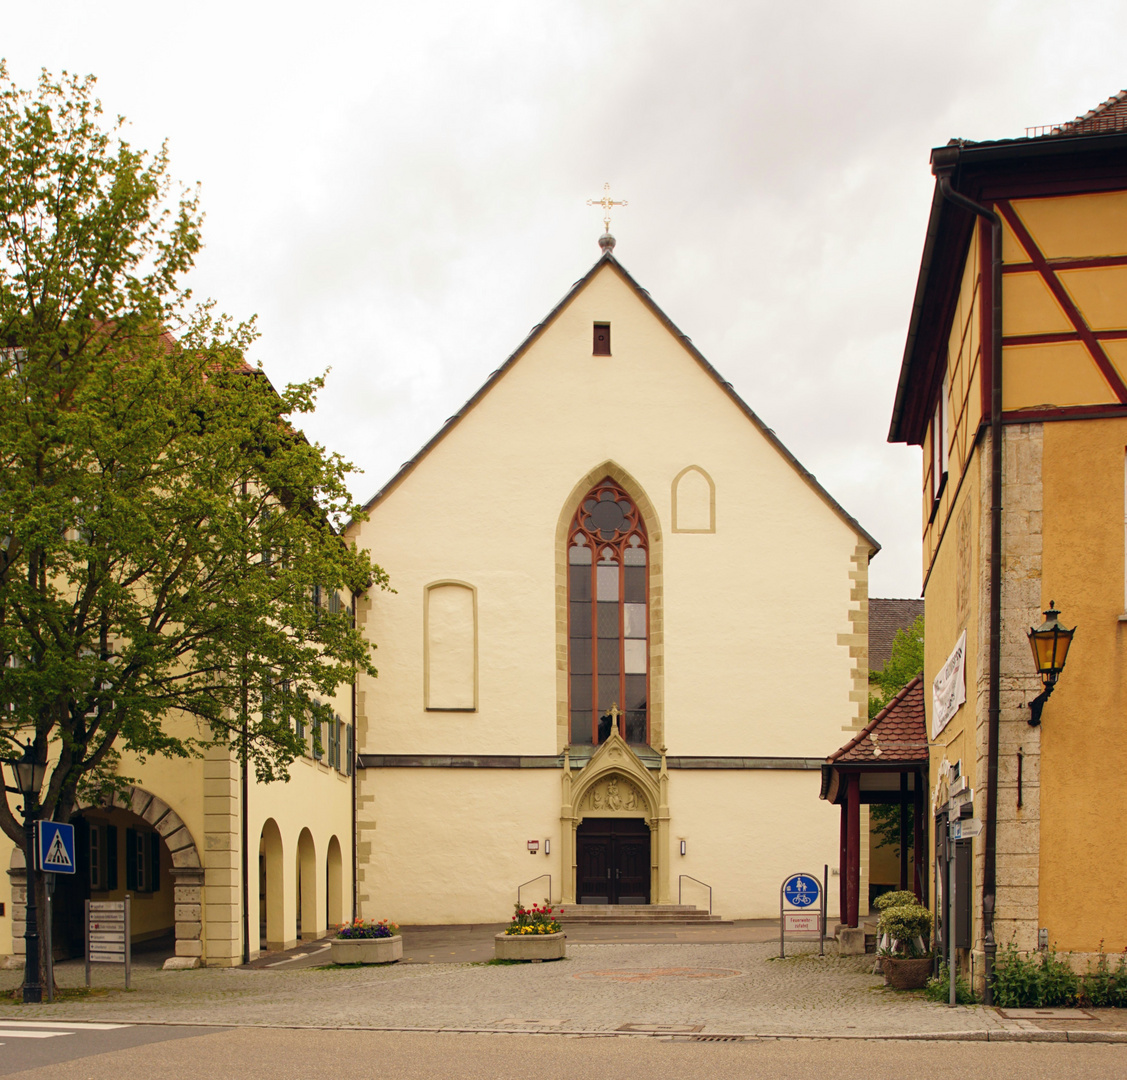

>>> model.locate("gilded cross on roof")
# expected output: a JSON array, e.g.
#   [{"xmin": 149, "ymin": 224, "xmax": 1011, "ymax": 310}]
[{"xmin": 587, "ymin": 183, "xmax": 627, "ymax": 252}]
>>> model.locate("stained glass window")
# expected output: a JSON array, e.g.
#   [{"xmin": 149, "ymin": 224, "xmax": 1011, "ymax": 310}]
[{"xmin": 568, "ymin": 479, "xmax": 648, "ymax": 745}]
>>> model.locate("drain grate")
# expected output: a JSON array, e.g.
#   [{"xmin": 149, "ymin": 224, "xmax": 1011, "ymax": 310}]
[{"xmin": 689, "ymin": 1034, "xmax": 746, "ymax": 1043}]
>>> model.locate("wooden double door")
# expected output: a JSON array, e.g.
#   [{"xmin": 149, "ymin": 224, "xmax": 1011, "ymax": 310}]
[{"xmin": 576, "ymin": 817, "xmax": 651, "ymax": 905}]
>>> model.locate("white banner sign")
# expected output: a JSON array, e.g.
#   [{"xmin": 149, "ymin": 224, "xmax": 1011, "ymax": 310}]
[{"xmin": 932, "ymin": 629, "xmax": 967, "ymax": 739}]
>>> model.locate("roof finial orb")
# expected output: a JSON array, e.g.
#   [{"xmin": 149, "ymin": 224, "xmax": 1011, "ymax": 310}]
[{"xmin": 587, "ymin": 182, "xmax": 626, "ymax": 255}]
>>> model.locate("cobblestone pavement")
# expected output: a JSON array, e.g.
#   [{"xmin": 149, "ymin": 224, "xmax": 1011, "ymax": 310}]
[{"xmin": 0, "ymin": 941, "xmax": 1084, "ymax": 1039}]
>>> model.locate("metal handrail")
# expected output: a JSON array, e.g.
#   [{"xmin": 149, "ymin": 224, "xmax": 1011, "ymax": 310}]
[
  {"xmin": 678, "ymin": 874, "xmax": 712, "ymax": 915},
  {"xmin": 516, "ymin": 874, "xmax": 552, "ymax": 909}
]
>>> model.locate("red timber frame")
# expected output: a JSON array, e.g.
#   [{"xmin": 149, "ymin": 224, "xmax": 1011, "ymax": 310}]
[
  {"xmin": 567, "ymin": 478, "xmax": 650, "ymax": 746},
  {"xmin": 996, "ymin": 198, "xmax": 1127, "ymax": 405}
]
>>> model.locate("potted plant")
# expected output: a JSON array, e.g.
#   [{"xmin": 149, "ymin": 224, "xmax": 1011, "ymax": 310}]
[
  {"xmin": 494, "ymin": 902, "xmax": 566, "ymax": 962},
  {"xmin": 876, "ymin": 896, "xmax": 933, "ymax": 990},
  {"xmin": 330, "ymin": 918, "xmax": 402, "ymax": 965}
]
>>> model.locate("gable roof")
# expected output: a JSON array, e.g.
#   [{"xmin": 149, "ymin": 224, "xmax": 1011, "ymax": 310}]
[
  {"xmin": 868, "ymin": 598, "xmax": 925, "ymax": 673},
  {"xmin": 827, "ymin": 675, "xmax": 927, "ymax": 766},
  {"xmin": 357, "ymin": 251, "xmax": 879, "ymax": 552},
  {"xmin": 888, "ymin": 93, "xmax": 1127, "ymax": 446}
]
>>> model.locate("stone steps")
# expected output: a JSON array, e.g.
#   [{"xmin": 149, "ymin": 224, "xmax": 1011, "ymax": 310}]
[{"xmin": 557, "ymin": 904, "xmax": 729, "ymax": 925}]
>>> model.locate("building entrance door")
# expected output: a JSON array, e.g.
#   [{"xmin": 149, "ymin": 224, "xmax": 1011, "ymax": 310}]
[{"xmin": 576, "ymin": 817, "xmax": 650, "ymax": 904}]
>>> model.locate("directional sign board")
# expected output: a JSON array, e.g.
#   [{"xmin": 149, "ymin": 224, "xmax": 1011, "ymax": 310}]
[
  {"xmin": 85, "ymin": 898, "xmax": 132, "ymax": 989},
  {"xmin": 37, "ymin": 821, "xmax": 76, "ymax": 874},
  {"xmin": 782, "ymin": 873, "xmax": 820, "ymax": 908}
]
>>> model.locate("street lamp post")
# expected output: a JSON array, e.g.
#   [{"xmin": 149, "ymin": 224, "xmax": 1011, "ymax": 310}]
[{"xmin": 1, "ymin": 741, "xmax": 48, "ymax": 1004}]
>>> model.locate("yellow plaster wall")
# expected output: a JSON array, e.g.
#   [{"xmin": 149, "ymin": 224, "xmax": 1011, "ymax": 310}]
[
  {"xmin": 1013, "ymin": 191, "xmax": 1127, "ymax": 259},
  {"xmin": 923, "ymin": 222, "xmax": 984, "ymax": 582},
  {"xmin": 923, "ymin": 452, "xmax": 982, "ymax": 890},
  {"xmin": 1038, "ymin": 418, "xmax": 1127, "ymax": 951}
]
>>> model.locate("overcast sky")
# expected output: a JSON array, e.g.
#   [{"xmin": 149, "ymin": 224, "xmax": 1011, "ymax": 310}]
[{"xmin": 5, "ymin": 1, "xmax": 1126, "ymax": 597}]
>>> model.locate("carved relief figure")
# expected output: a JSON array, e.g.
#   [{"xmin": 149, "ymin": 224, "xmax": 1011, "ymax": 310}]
[
  {"xmin": 591, "ymin": 785, "xmax": 603, "ymax": 810},
  {"xmin": 606, "ymin": 777, "xmax": 622, "ymax": 810}
]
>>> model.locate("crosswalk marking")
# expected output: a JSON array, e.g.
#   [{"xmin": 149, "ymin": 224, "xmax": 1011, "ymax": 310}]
[
  {"xmin": 0, "ymin": 1019, "xmax": 132, "ymax": 1046},
  {"xmin": 0, "ymin": 1031, "xmax": 70, "ymax": 1039},
  {"xmin": 0, "ymin": 1020, "xmax": 130, "ymax": 1030}
]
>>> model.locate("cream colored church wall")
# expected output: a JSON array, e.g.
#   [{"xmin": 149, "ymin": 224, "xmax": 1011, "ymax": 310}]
[
  {"xmin": 362, "ymin": 768, "xmax": 561, "ymax": 925},
  {"xmin": 669, "ymin": 771, "xmax": 843, "ymax": 920},
  {"xmin": 352, "ymin": 264, "xmax": 863, "ymax": 761},
  {"xmin": 360, "ymin": 767, "xmax": 844, "ymax": 923}
]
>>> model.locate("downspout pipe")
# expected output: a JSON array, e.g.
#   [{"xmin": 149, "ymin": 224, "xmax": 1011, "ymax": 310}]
[{"xmin": 935, "ymin": 165, "xmax": 1002, "ymax": 1005}]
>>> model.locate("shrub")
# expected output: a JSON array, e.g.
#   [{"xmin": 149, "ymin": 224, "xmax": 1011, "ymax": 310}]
[
  {"xmin": 873, "ymin": 890, "xmax": 920, "ymax": 913},
  {"xmin": 926, "ymin": 962, "xmax": 977, "ymax": 1004},
  {"xmin": 877, "ymin": 903, "xmax": 933, "ymax": 958},
  {"xmin": 992, "ymin": 940, "xmax": 1078, "ymax": 1008},
  {"xmin": 505, "ymin": 901, "xmax": 562, "ymax": 936}
]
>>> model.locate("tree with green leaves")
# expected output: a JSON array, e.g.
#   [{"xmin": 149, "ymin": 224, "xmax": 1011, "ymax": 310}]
[
  {"xmin": 0, "ymin": 65, "xmax": 384, "ymax": 854},
  {"xmin": 868, "ymin": 613, "xmax": 924, "ymax": 856}
]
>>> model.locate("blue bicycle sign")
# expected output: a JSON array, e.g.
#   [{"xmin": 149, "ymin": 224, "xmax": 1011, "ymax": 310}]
[{"xmin": 782, "ymin": 873, "xmax": 820, "ymax": 908}]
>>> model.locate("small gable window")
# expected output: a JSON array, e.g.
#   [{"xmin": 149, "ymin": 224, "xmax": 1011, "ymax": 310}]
[
  {"xmin": 568, "ymin": 479, "xmax": 648, "ymax": 746},
  {"xmin": 593, "ymin": 323, "xmax": 611, "ymax": 356}
]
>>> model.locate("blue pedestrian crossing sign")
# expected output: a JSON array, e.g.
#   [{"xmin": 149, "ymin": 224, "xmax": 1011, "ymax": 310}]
[
  {"xmin": 783, "ymin": 872, "xmax": 820, "ymax": 908},
  {"xmin": 37, "ymin": 820, "xmax": 76, "ymax": 875}
]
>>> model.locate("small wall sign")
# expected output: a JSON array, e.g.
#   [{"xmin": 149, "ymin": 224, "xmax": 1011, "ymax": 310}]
[{"xmin": 527, "ymin": 840, "xmax": 539, "ymax": 854}]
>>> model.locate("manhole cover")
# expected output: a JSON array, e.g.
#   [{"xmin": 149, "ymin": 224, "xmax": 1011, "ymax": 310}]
[
  {"xmin": 998, "ymin": 1008, "xmax": 1095, "ymax": 1020},
  {"xmin": 575, "ymin": 967, "xmax": 743, "ymax": 983},
  {"xmin": 617, "ymin": 1023, "xmax": 705, "ymax": 1033}
]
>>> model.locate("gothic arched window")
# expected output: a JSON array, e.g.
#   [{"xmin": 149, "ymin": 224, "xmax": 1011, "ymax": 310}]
[{"xmin": 568, "ymin": 479, "xmax": 648, "ymax": 746}]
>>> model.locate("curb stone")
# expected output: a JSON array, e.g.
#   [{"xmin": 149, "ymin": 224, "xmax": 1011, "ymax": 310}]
[{"xmin": 5, "ymin": 1017, "xmax": 1127, "ymax": 1043}]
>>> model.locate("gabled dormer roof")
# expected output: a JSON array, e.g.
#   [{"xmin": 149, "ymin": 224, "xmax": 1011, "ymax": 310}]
[{"xmin": 358, "ymin": 251, "xmax": 878, "ymax": 553}]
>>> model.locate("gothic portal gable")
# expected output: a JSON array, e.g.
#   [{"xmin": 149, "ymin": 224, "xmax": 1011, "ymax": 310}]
[{"xmin": 568, "ymin": 726, "xmax": 660, "ymax": 824}]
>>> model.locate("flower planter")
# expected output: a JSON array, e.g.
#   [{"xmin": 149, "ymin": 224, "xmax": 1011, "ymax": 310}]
[
  {"xmin": 330, "ymin": 935, "xmax": 402, "ymax": 965},
  {"xmin": 494, "ymin": 931, "xmax": 566, "ymax": 962},
  {"xmin": 882, "ymin": 956, "xmax": 933, "ymax": 990}
]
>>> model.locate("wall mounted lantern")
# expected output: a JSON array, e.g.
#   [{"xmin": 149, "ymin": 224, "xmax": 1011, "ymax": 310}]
[{"xmin": 1027, "ymin": 601, "xmax": 1076, "ymax": 726}]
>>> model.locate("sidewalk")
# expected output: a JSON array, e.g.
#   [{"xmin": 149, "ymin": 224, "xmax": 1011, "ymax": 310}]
[{"xmin": 3, "ymin": 927, "xmax": 1126, "ymax": 1044}]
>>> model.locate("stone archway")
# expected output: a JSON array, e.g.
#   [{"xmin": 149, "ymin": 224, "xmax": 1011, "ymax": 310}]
[
  {"xmin": 561, "ymin": 727, "xmax": 670, "ymax": 905},
  {"xmin": 7, "ymin": 785, "xmax": 204, "ymax": 970},
  {"xmin": 78, "ymin": 786, "xmax": 204, "ymax": 969}
]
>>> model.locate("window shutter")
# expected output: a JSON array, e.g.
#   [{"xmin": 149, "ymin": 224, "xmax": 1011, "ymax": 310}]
[
  {"xmin": 125, "ymin": 827, "xmax": 137, "ymax": 891},
  {"xmin": 75, "ymin": 817, "xmax": 92, "ymax": 888},
  {"xmin": 151, "ymin": 832, "xmax": 162, "ymax": 892},
  {"xmin": 106, "ymin": 824, "xmax": 119, "ymax": 891},
  {"xmin": 346, "ymin": 724, "xmax": 354, "ymax": 776}
]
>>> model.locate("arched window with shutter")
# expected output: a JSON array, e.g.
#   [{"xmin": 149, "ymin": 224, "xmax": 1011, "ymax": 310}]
[{"xmin": 567, "ymin": 479, "xmax": 649, "ymax": 746}]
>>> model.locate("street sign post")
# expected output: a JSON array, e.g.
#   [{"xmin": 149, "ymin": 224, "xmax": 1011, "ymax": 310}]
[
  {"xmin": 36, "ymin": 821, "xmax": 76, "ymax": 875},
  {"xmin": 85, "ymin": 898, "xmax": 131, "ymax": 989},
  {"xmin": 779, "ymin": 870, "xmax": 825, "ymax": 958}
]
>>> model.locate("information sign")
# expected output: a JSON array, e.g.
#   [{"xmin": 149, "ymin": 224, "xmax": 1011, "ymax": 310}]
[
  {"xmin": 85, "ymin": 898, "xmax": 131, "ymax": 988},
  {"xmin": 783, "ymin": 912, "xmax": 821, "ymax": 934},
  {"xmin": 951, "ymin": 818, "xmax": 983, "ymax": 840},
  {"xmin": 782, "ymin": 873, "xmax": 820, "ymax": 908},
  {"xmin": 36, "ymin": 820, "xmax": 76, "ymax": 875},
  {"xmin": 779, "ymin": 868, "xmax": 827, "ymax": 959}
]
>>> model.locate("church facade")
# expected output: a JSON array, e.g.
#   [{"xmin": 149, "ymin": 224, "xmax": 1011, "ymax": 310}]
[{"xmin": 348, "ymin": 247, "xmax": 878, "ymax": 923}]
